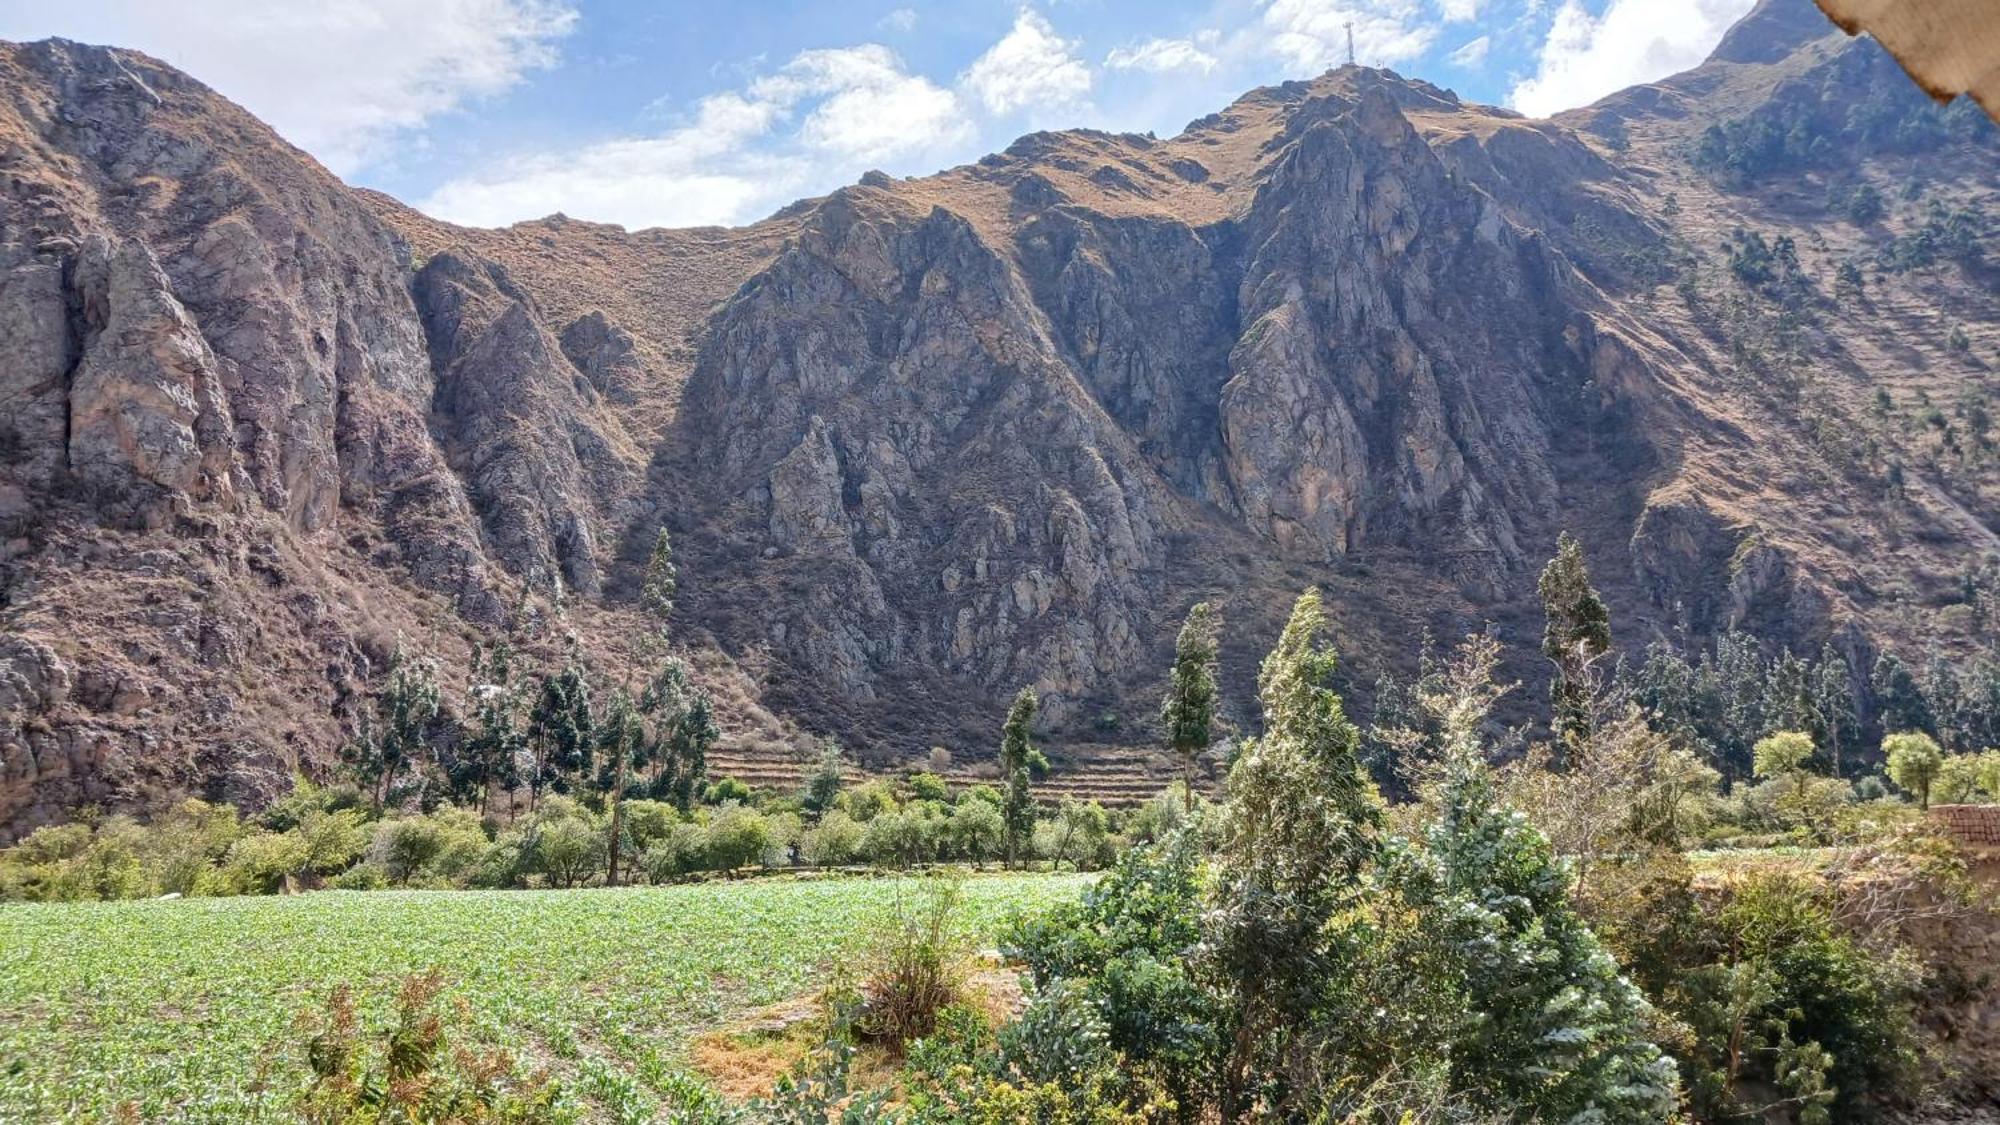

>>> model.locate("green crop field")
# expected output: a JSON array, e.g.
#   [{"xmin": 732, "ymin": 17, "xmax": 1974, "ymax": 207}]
[{"xmin": 0, "ymin": 872, "xmax": 1088, "ymax": 1123}]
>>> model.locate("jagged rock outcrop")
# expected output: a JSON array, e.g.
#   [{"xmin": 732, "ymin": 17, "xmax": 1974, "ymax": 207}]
[{"xmin": 0, "ymin": 0, "xmax": 1995, "ymax": 833}]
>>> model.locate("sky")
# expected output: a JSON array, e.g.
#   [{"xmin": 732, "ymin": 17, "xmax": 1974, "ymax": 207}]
[{"xmin": 0, "ymin": 0, "xmax": 1760, "ymax": 232}]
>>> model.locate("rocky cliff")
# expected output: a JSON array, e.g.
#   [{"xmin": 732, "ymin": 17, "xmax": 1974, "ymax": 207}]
[{"xmin": 1, "ymin": 0, "xmax": 1994, "ymax": 835}]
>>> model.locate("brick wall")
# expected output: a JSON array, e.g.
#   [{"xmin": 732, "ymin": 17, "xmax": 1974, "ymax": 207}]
[{"xmin": 1930, "ymin": 804, "xmax": 2000, "ymax": 848}]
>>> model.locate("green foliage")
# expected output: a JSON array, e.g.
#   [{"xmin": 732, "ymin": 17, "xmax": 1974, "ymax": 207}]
[
  {"xmin": 345, "ymin": 648, "xmax": 444, "ymax": 811},
  {"xmin": 371, "ymin": 807, "xmax": 491, "ymax": 887},
  {"xmin": 526, "ymin": 656, "xmax": 593, "ymax": 803},
  {"xmin": 998, "ymin": 688, "xmax": 1047, "ymax": 869},
  {"xmin": 454, "ymin": 641, "xmax": 526, "ymax": 811},
  {"xmin": 1673, "ymin": 875, "xmax": 1920, "ymax": 1121},
  {"xmin": 801, "ymin": 810, "xmax": 866, "ymax": 867},
  {"xmin": 641, "ymin": 527, "xmax": 677, "ymax": 632},
  {"xmin": 1160, "ymin": 602, "xmax": 1219, "ymax": 810},
  {"xmin": 1388, "ymin": 636, "xmax": 1679, "ymax": 1122},
  {"xmin": 1539, "ymin": 531, "xmax": 1612, "ymax": 746},
  {"xmin": 801, "ymin": 741, "xmax": 846, "ymax": 819},
  {"xmin": 705, "ymin": 776, "xmax": 753, "ymax": 806},
  {"xmin": 1884, "ymin": 731, "xmax": 1945, "ymax": 809},
  {"xmin": 906, "ymin": 772, "xmax": 951, "ymax": 804},
  {"xmin": 1203, "ymin": 587, "xmax": 1380, "ymax": 1117},
  {"xmin": 944, "ymin": 801, "xmax": 1003, "ymax": 869},
  {"xmin": 1752, "ymin": 730, "xmax": 1816, "ymax": 779},
  {"xmin": 704, "ymin": 804, "xmax": 775, "ymax": 873}
]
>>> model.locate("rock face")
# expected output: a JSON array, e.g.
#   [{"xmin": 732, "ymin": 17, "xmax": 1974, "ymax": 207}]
[{"xmin": 1, "ymin": 0, "xmax": 1996, "ymax": 835}]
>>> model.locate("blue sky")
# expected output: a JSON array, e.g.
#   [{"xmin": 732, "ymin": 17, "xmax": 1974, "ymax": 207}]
[{"xmin": 0, "ymin": 0, "xmax": 1758, "ymax": 231}]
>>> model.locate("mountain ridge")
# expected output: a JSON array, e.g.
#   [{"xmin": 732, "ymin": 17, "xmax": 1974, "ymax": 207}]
[{"xmin": 0, "ymin": 0, "xmax": 1994, "ymax": 836}]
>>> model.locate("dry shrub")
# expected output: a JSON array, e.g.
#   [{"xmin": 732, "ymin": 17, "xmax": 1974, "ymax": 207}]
[
  {"xmin": 859, "ymin": 876, "xmax": 972, "ymax": 1052},
  {"xmin": 298, "ymin": 968, "xmax": 568, "ymax": 1123}
]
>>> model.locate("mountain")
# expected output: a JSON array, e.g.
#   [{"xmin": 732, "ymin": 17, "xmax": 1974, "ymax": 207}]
[{"xmin": 1, "ymin": 0, "xmax": 1994, "ymax": 837}]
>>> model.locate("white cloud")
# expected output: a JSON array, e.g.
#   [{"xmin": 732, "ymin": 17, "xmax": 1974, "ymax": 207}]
[
  {"xmin": 420, "ymin": 43, "xmax": 971, "ymax": 230},
  {"xmin": 1440, "ymin": 0, "xmax": 1482, "ymax": 21},
  {"xmin": 879, "ymin": 8, "xmax": 917, "ymax": 32},
  {"xmin": 1508, "ymin": 0, "xmax": 1757, "ymax": 116},
  {"xmin": 1259, "ymin": 0, "xmax": 1438, "ymax": 72},
  {"xmin": 1447, "ymin": 35, "xmax": 1491, "ymax": 67},
  {"xmin": 1105, "ymin": 33, "xmax": 1220, "ymax": 75},
  {"xmin": 766, "ymin": 46, "xmax": 970, "ymax": 162},
  {"xmin": 0, "ymin": 0, "xmax": 575, "ymax": 175},
  {"xmin": 961, "ymin": 8, "xmax": 1093, "ymax": 115}
]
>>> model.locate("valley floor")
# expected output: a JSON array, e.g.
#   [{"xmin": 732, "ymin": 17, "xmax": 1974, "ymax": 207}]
[{"xmin": 0, "ymin": 873, "xmax": 1088, "ymax": 1122}]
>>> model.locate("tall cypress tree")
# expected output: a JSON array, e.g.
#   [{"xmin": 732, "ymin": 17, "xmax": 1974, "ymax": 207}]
[
  {"xmin": 1539, "ymin": 531, "xmax": 1612, "ymax": 750},
  {"xmin": 1160, "ymin": 602, "xmax": 1220, "ymax": 812},
  {"xmin": 1201, "ymin": 588, "xmax": 1380, "ymax": 1119},
  {"xmin": 999, "ymin": 687, "xmax": 1046, "ymax": 869}
]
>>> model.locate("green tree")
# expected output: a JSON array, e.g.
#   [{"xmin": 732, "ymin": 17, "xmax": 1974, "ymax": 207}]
[
  {"xmin": 596, "ymin": 688, "xmax": 645, "ymax": 883},
  {"xmin": 640, "ymin": 527, "xmax": 677, "ymax": 633},
  {"xmin": 1539, "ymin": 532, "xmax": 1613, "ymax": 748},
  {"xmin": 1160, "ymin": 602, "xmax": 1220, "ymax": 813},
  {"xmin": 1871, "ymin": 653, "xmax": 1933, "ymax": 739},
  {"xmin": 1884, "ymin": 731, "xmax": 1945, "ymax": 809},
  {"xmin": 1049, "ymin": 799, "xmax": 1110, "ymax": 872},
  {"xmin": 659, "ymin": 691, "xmax": 717, "ymax": 811},
  {"xmin": 345, "ymin": 648, "xmax": 443, "ymax": 811},
  {"xmin": 1201, "ymin": 588, "xmax": 1380, "ymax": 1120},
  {"xmin": 999, "ymin": 688, "xmax": 1047, "ymax": 869},
  {"xmin": 454, "ymin": 641, "xmax": 525, "ymax": 815},
  {"xmin": 1753, "ymin": 730, "xmax": 1821, "ymax": 832},
  {"xmin": 947, "ymin": 799, "xmax": 1004, "ymax": 869},
  {"xmin": 1400, "ymin": 636, "xmax": 1680, "ymax": 1121},
  {"xmin": 525, "ymin": 650, "xmax": 593, "ymax": 808},
  {"xmin": 801, "ymin": 740, "xmax": 846, "ymax": 820}
]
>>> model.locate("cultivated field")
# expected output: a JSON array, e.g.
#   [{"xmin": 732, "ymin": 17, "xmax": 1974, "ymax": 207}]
[{"xmin": 0, "ymin": 873, "xmax": 1088, "ymax": 1122}]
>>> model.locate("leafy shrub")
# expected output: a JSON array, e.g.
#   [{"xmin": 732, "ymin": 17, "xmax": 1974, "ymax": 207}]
[
  {"xmin": 704, "ymin": 805, "xmax": 774, "ymax": 874},
  {"xmin": 1673, "ymin": 874, "xmax": 1920, "ymax": 1121},
  {"xmin": 370, "ymin": 808, "xmax": 491, "ymax": 886},
  {"xmin": 297, "ymin": 969, "xmax": 572, "ymax": 1123},
  {"xmin": 800, "ymin": 810, "xmax": 864, "ymax": 867},
  {"xmin": 640, "ymin": 821, "xmax": 708, "ymax": 883}
]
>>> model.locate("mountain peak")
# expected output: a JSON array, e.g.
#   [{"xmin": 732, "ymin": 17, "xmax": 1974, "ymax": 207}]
[{"xmin": 1706, "ymin": 0, "xmax": 1840, "ymax": 65}]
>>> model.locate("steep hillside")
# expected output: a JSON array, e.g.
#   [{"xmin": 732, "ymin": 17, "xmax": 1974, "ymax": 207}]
[{"xmin": 0, "ymin": 0, "xmax": 1994, "ymax": 835}]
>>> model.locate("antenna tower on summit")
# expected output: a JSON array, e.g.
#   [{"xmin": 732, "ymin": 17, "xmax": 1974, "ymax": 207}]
[{"xmin": 1345, "ymin": 21, "xmax": 1355, "ymax": 66}]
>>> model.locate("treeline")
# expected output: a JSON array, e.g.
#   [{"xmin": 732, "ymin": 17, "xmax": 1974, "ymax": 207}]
[{"xmin": 1369, "ymin": 546, "xmax": 2000, "ymax": 795}]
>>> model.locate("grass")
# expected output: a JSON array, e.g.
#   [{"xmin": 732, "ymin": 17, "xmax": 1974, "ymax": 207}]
[{"xmin": 0, "ymin": 872, "xmax": 1087, "ymax": 1122}]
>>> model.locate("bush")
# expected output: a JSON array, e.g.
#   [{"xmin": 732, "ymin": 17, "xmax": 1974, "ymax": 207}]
[
  {"xmin": 371, "ymin": 808, "xmax": 491, "ymax": 886},
  {"xmin": 533, "ymin": 817, "xmax": 605, "ymax": 889},
  {"xmin": 297, "ymin": 969, "xmax": 571, "ymax": 1122},
  {"xmin": 704, "ymin": 777, "xmax": 752, "ymax": 806},
  {"xmin": 858, "ymin": 877, "xmax": 970, "ymax": 1051},
  {"xmin": 0, "ymin": 800, "xmax": 250, "ymax": 902},
  {"xmin": 1675, "ymin": 874, "xmax": 1920, "ymax": 1120},
  {"xmin": 640, "ymin": 821, "xmax": 708, "ymax": 883},
  {"xmin": 906, "ymin": 772, "xmax": 951, "ymax": 803},
  {"xmin": 800, "ymin": 810, "xmax": 864, "ymax": 867},
  {"xmin": 704, "ymin": 805, "xmax": 773, "ymax": 874}
]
